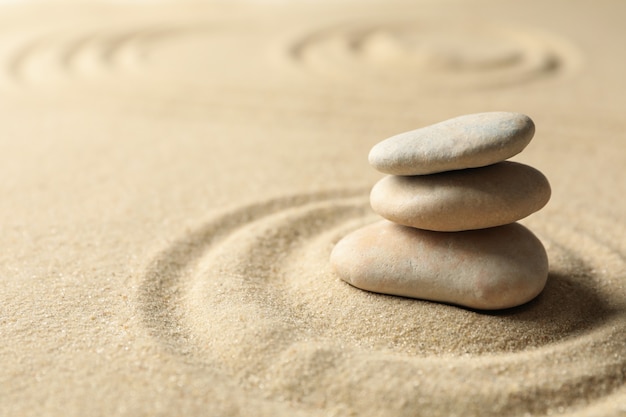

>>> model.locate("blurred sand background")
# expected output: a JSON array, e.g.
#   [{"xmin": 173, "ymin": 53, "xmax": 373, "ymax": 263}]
[{"xmin": 0, "ymin": 1, "xmax": 624, "ymax": 416}]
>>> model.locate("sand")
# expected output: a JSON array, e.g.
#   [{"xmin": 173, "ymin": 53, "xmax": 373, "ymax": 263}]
[{"xmin": 0, "ymin": 1, "xmax": 624, "ymax": 416}]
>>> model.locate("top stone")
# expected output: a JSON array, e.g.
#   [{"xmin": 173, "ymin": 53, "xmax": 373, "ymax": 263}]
[{"xmin": 368, "ymin": 112, "xmax": 535, "ymax": 175}]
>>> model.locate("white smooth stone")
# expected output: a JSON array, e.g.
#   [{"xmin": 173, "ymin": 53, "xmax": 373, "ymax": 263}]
[
  {"xmin": 330, "ymin": 220, "xmax": 549, "ymax": 310},
  {"xmin": 368, "ymin": 112, "xmax": 535, "ymax": 175},
  {"xmin": 370, "ymin": 161, "xmax": 551, "ymax": 231}
]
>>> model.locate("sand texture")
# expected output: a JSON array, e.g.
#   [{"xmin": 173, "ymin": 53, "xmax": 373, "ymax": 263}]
[{"xmin": 0, "ymin": 1, "xmax": 625, "ymax": 416}]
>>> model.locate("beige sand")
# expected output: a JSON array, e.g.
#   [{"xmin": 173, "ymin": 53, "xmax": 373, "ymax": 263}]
[{"xmin": 0, "ymin": 1, "xmax": 624, "ymax": 416}]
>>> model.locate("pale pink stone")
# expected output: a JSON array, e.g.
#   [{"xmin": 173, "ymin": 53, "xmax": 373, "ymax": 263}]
[
  {"xmin": 370, "ymin": 161, "xmax": 551, "ymax": 231},
  {"xmin": 330, "ymin": 220, "xmax": 548, "ymax": 310}
]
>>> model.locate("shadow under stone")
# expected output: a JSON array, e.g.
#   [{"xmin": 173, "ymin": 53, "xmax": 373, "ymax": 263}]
[{"xmin": 478, "ymin": 270, "xmax": 615, "ymax": 341}]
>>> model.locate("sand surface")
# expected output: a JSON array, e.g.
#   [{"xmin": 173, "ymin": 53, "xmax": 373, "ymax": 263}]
[{"xmin": 0, "ymin": 1, "xmax": 624, "ymax": 416}]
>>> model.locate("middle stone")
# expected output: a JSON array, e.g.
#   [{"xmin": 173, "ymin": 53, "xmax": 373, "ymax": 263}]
[{"xmin": 370, "ymin": 161, "xmax": 551, "ymax": 231}]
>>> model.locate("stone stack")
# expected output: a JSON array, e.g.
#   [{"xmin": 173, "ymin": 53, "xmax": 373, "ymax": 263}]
[{"xmin": 330, "ymin": 112, "xmax": 551, "ymax": 310}]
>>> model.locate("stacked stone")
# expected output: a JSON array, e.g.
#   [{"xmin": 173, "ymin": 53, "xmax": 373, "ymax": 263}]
[{"xmin": 331, "ymin": 112, "xmax": 551, "ymax": 310}]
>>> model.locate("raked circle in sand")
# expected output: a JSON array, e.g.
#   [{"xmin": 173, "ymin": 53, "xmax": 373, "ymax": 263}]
[
  {"xmin": 140, "ymin": 188, "xmax": 625, "ymax": 416},
  {"xmin": 0, "ymin": 12, "xmax": 578, "ymax": 97}
]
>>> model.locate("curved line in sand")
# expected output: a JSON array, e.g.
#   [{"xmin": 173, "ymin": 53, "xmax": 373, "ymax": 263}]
[
  {"xmin": 283, "ymin": 19, "xmax": 580, "ymax": 91},
  {"xmin": 138, "ymin": 188, "xmax": 369, "ymax": 352},
  {"xmin": 1, "ymin": 25, "xmax": 182, "ymax": 85},
  {"xmin": 0, "ymin": 17, "xmax": 581, "ymax": 96},
  {"xmin": 138, "ymin": 190, "xmax": 625, "ymax": 414}
]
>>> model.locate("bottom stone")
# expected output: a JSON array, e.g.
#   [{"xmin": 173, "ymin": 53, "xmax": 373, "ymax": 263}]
[{"xmin": 330, "ymin": 220, "xmax": 548, "ymax": 310}]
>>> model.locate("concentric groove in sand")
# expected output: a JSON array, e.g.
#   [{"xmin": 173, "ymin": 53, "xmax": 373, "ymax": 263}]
[
  {"xmin": 7, "ymin": 31, "xmax": 146, "ymax": 84},
  {"xmin": 285, "ymin": 20, "xmax": 578, "ymax": 90},
  {"xmin": 0, "ymin": 17, "xmax": 579, "ymax": 97},
  {"xmin": 1, "ymin": 26, "xmax": 180, "ymax": 85},
  {"xmin": 139, "ymin": 188, "xmax": 370, "ymax": 354},
  {"xmin": 140, "ymin": 191, "xmax": 625, "ymax": 414}
]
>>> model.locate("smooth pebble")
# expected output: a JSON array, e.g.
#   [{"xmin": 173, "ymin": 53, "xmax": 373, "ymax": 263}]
[
  {"xmin": 370, "ymin": 161, "xmax": 551, "ymax": 231},
  {"xmin": 330, "ymin": 220, "xmax": 549, "ymax": 310},
  {"xmin": 368, "ymin": 112, "xmax": 535, "ymax": 175}
]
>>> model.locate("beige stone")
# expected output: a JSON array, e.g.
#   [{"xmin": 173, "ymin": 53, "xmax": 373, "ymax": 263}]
[
  {"xmin": 368, "ymin": 112, "xmax": 535, "ymax": 175},
  {"xmin": 370, "ymin": 161, "xmax": 551, "ymax": 231},
  {"xmin": 330, "ymin": 220, "xmax": 549, "ymax": 310}
]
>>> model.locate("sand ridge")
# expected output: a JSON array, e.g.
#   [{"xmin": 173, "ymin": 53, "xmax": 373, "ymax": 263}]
[{"xmin": 136, "ymin": 190, "xmax": 625, "ymax": 414}]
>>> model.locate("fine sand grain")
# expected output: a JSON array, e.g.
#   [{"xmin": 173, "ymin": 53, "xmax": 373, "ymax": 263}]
[{"xmin": 0, "ymin": 1, "xmax": 624, "ymax": 416}]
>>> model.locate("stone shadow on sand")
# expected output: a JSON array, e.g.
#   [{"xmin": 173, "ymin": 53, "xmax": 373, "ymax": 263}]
[{"xmin": 480, "ymin": 270, "xmax": 616, "ymax": 337}]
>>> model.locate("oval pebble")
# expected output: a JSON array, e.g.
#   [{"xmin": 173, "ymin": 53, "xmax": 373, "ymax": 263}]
[
  {"xmin": 330, "ymin": 220, "xmax": 549, "ymax": 310},
  {"xmin": 368, "ymin": 112, "xmax": 535, "ymax": 175},
  {"xmin": 370, "ymin": 161, "xmax": 551, "ymax": 231}
]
